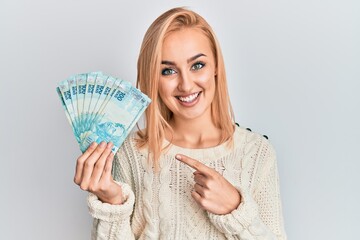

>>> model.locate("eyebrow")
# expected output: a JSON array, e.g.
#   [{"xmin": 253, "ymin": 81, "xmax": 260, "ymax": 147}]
[{"xmin": 161, "ymin": 53, "xmax": 206, "ymax": 66}]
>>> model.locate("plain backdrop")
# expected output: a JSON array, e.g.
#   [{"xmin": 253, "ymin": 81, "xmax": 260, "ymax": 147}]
[{"xmin": 1, "ymin": 0, "xmax": 359, "ymax": 239}]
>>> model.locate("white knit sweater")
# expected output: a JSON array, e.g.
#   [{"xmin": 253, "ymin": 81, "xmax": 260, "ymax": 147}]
[{"xmin": 87, "ymin": 126, "xmax": 287, "ymax": 239}]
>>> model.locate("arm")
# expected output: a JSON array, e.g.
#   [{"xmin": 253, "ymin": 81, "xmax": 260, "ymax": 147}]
[
  {"xmin": 87, "ymin": 142, "xmax": 136, "ymax": 240},
  {"xmin": 207, "ymin": 141, "xmax": 287, "ymax": 240},
  {"xmin": 88, "ymin": 182, "xmax": 135, "ymax": 240}
]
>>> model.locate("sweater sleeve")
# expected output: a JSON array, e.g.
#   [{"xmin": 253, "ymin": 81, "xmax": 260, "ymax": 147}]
[
  {"xmin": 207, "ymin": 138, "xmax": 287, "ymax": 240},
  {"xmin": 87, "ymin": 141, "xmax": 136, "ymax": 240}
]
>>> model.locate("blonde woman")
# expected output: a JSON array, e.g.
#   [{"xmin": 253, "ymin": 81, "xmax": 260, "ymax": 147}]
[{"xmin": 74, "ymin": 7, "xmax": 287, "ymax": 240}]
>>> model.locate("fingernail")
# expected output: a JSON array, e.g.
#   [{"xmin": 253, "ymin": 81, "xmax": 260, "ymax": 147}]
[
  {"xmin": 175, "ymin": 154, "xmax": 181, "ymax": 160},
  {"xmin": 107, "ymin": 142, "xmax": 113, "ymax": 149},
  {"xmin": 99, "ymin": 141, "xmax": 106, "ymax": 148}
]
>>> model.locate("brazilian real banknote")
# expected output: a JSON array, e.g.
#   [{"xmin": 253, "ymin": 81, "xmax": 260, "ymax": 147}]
[{"xmin": 57, "ymin": 72, "xmax": 151, "ymax": 153}]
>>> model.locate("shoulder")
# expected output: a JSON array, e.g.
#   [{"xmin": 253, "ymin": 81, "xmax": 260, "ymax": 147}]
[
  {"xmin": 234, "ymin": 123, "xmax": 270, "ymax": 141},
  {"xmin": 233, "ymin": 125, "xmax": 278, "ymax": 189},
  {"xmin": 234, "ymin": 124, "xmax": 274, "ymax": 149},
  {"xmin": 234, "ymin": 124, "xmax": 277, "ymax": 169}
]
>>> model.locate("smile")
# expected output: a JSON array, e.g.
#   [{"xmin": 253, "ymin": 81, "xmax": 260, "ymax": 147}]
[{"xmin": 176, "ymin": 92, "xmax": 201, "ymax": 103}]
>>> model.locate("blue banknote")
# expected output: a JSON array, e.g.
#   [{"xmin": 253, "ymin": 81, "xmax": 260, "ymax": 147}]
[
  {"xmin": 56, "ymin": 72, "xmax": 151, "ymax": 153},
  {"xmin": 57, "ymin": 80, "xmax": 81, "ymax": 143}
]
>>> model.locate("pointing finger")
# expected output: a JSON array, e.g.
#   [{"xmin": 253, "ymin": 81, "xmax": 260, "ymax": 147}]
[{"xmin": 175, "ymin": 154, "xmax": 212, "ymax": 175}]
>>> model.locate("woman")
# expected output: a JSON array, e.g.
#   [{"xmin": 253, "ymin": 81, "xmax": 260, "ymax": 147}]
[{"xmin": 74, "ymin": 7, "xmax": 287, "ymax": 239}]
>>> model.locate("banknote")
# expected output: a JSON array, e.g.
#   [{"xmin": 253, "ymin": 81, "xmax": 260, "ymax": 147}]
[
  {"xmin": 79, "ymin": 75, "xmax": 118, "ymax": 147},
  {"xmin": 79, "ymin": 78, "xmax": 150, "ymax": 153},
  {"xmin": 57, "ymin": 80, "xmax": 80, "ymax": 143},
  {"xmin": 82, "ymin": 72, "xmax": 100, "ymax": 139},
  {"xmin": 57, "ymin": 72, "xmax": 151, "ymax": 153},
  {"xmin": 67, "ymin": 76, "xmax": 81, "ymax": 139},
  {"xmin": 76, "ymin": 73, "xmax": 87, "ymax": 126}
]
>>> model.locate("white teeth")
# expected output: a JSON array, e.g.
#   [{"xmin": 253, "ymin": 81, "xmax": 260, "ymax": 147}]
[{"xmin": 178, "ymin": 92, "xmax": 200, "ymax": 103}]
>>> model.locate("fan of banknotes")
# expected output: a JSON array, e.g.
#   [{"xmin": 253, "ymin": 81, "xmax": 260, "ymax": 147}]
[{"xmin": 56, "ymin": 71, "xmax": 151, "ymax": 153}]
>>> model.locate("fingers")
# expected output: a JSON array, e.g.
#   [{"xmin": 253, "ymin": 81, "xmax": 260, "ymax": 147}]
[
  {"xmin": 193, "ymin": 171, "xmax": 207, "ymax": 187},
  {"xmin": 194, "ymin": 183, "xmax": 205, "ymax": 196},
  {"xmin": 74, "ymin": 142, "xmax": 97, "ymax": 185},
  {"xmin": 101, "ymin": 150, "xmax": 115, "ymax": 182},
  {"xmin": 74, "ymin": 141, "xmax": 113, "ymax": 191},
  {"xmin": 79, "ymin": 141, "xmax": 107, "ymax": 190},
  {"xmin": 191, "ymin": 190, "xmax": 202, "ymax": 203},
  {"xmin": 175, "ymin": 154, "xmax": 212, "ymax": 175},
  {"xmin": 90, "ymin": 142, "xmax": 114, "ymax": 185},
  {"xmin": 177, "ymin": 154, "xmax": 240, "ymax": 214},
  {"xmin": 191, "ymin": 190, "xmax": 210, "ymax": 211}
]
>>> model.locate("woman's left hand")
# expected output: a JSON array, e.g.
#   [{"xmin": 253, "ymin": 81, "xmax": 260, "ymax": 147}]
[{"xmin": 175, "ymin": 154, "xmax": 241, "ymax": 215}]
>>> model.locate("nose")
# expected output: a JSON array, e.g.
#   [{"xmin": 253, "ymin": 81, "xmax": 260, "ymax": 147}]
[{"xmin": 177, "ymin": 71, "xmax": 193, "ymax": 92}]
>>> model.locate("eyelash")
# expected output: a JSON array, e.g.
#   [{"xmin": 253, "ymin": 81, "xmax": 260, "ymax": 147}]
[
  {"xmin": 161, "ymin": 62, "xmax": 206, "ymax": 76},
  {"xmin": 161, "ymin": 68, "xmax": 176, "ymax": 76},
  {"xmin": 191, "ymin": 61, "xmax": 205, "ymax": 71}
]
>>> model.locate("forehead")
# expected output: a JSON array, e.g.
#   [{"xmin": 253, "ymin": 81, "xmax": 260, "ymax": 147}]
[{"xmin": 162, "ymin": 28, "xmax": 214, "ymax": 60}]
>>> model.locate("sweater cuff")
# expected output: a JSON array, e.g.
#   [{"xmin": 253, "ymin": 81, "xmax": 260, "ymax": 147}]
[
  {"xmin": 87, "ymin": 181, "xmax": 135, "ymax": 223},
  {"xmin": 207, "ymin": 187, "xmax": 259, "ymax": 234}
]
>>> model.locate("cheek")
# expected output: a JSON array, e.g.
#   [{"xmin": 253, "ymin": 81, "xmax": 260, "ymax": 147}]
[
  {"xmin": 158, "ymin": 87, "xmax": 167, "ymax": 104},
  {"xmin": 158, "ymin": 79, "xmax": 175, "ymax": 100},
  {"xmin": 197, "ymin": 71, "xmax": 216, "ymax": 90}
]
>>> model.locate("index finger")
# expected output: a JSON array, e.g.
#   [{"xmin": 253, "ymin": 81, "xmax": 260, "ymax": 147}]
[{"xmin": 175, "ymin": 154, "xmax": 212, "ymax": 175}]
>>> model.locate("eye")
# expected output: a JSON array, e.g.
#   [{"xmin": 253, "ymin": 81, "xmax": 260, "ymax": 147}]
[
  {"xmin": 161, "ymin": 68, "xmax": 177, "ymax": 76},
  {"xmin": 191, "ymin": 62, "xmax": 205, "ymax": 71}
]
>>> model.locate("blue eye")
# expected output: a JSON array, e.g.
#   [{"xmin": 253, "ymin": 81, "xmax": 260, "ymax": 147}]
[
  {"xmin": 161, "ymin": 68, "xmax": 176, "ymax": 76},
  {"xmin": 191, "ymin": 62, "xmax": 205, "ymax": 71}
]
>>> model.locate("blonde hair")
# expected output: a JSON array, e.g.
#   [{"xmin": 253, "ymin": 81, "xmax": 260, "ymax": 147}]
[{"xmin": 136, "ymin": 7, "xmax": 235, "ymax": 165}]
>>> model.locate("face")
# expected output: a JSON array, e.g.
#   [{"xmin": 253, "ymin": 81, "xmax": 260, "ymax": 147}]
[{"xmin": 159, "ymin": 28, "xmax": 217, "ymax": 122}]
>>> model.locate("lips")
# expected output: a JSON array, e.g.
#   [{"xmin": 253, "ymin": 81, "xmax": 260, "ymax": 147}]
[{"xmin": 175, "ymin": 92, "xmax": 201, "ymax": 103}]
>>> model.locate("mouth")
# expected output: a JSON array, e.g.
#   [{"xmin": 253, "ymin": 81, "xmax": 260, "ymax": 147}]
[{"xmin": 175, "ymin": 92, "xmax": 201, "ymax": 103}]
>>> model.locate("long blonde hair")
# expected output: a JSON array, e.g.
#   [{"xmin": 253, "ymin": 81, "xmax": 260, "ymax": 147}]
[{"xmin": 136, "ymin": 7, "xmax": 235, "ymax": 164}]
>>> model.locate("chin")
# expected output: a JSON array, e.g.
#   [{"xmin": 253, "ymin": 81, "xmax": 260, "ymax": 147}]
[{"xmin": 175, "ymin": 107, "xmax": 211, "ymax": 121}]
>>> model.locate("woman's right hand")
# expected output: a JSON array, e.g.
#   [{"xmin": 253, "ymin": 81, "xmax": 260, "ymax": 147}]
[{"xmin": 74, "ymin": 141, "xmax": 123, "ymax": 205}]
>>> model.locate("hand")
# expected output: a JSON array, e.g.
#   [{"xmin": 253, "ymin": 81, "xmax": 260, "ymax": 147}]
[
  {"xmin": 176, "ymin": 154, "xmax": 241, "ymax": 215},
  {"xmin": 74, "ymin": 141, "xmax": 123, "ymax": 205}
]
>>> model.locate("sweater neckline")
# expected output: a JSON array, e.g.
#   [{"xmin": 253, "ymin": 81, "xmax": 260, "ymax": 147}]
[{"xmin": 161, "ymin": 127, "xmax": 242, "ymax": 160}]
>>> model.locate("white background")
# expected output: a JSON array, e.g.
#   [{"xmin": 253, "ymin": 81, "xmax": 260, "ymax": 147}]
[{"xmin": 1, "ymin": 0, "xmax": 359, "ymax": 239}]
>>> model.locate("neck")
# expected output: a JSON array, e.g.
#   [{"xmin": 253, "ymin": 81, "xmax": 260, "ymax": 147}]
[{"xmin": 167, "ymin": 114, "xmax": 222, "ymax": 149}]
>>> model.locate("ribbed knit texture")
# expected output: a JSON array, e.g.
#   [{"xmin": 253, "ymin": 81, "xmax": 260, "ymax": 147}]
[{"xmin": 88, "ymin": 126, "xmax": 287, "ymax": 239}]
